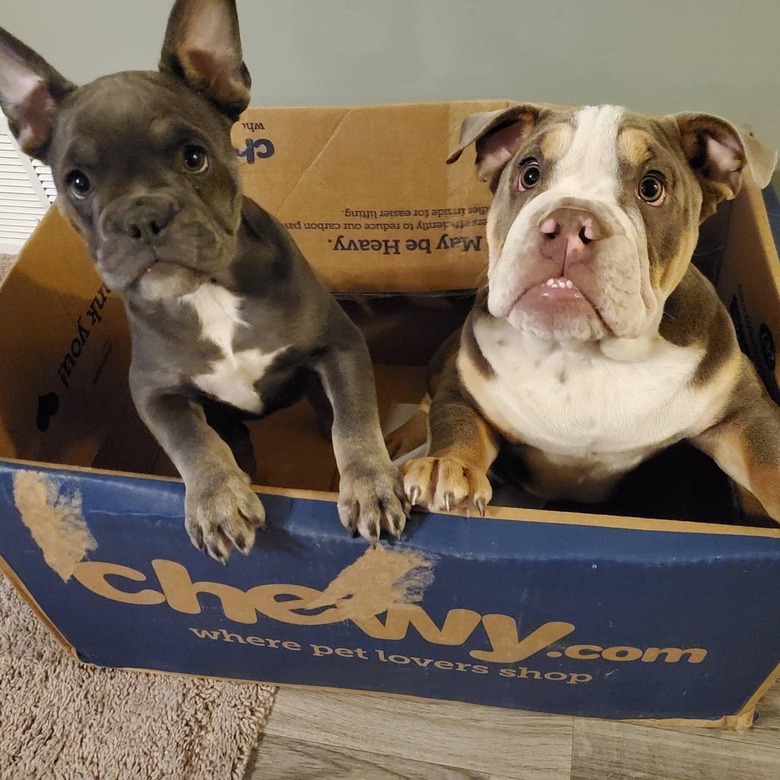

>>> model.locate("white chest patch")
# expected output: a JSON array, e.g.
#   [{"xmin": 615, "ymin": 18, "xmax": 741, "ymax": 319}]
[
  {"xmin": 182, "ymin": 284, "xmax": 285, "ymax": 414},
  {"xmin": 463, "ymin": 318, "xmax": 712, "ymax": 459}
]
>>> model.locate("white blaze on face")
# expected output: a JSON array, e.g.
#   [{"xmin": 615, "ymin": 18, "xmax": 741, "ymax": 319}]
[
  {"xmin": 488, "ymin": 106, "xmax": 629, "ymax": 318},
  {"xmin": 550, "ymin": 105, "xmax": 625, "ymax": 202}
]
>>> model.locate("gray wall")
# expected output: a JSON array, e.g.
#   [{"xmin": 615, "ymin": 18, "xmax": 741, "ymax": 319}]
[{"xmin": 3, "ymin": 0, "xmax": 779, "ymax": 154}]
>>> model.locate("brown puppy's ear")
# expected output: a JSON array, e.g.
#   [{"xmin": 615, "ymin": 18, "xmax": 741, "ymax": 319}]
[
  {"xmin": 0, "ymin": 28, "xmax": 76, "ymax": 161},
  {"xmin": 159, "ymin": 0, "xmax": 251, "ymax": 121},
  {"xmin": 672, "ymin": 112, "xmax": 777, "ymax": 219},
  {"xmin": 447, "ymin": 103, "xmax": 547, "ymax": 188}
]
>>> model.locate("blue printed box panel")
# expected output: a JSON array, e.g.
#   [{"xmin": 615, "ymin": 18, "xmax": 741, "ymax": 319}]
[{"xmin": 1, "ymin": 461, "xmax": 779, "ymax": 722}]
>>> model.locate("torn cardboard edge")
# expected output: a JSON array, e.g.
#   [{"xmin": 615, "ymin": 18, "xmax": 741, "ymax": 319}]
[
  {"xmin": 1, "ymin": 545, "xmax": 771, "ymax": 732},
  {"xmin": 719, "ymin": 170, "xmax": 780, "ymax": 393}
]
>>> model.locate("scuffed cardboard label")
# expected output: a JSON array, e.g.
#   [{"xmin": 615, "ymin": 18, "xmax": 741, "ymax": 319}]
[
  {"xmin": 304, "ymin": 544, "xmax": 434, "ymax": 620},
  {"xmin": 12, "ymin": 470, "xmax": 96, "ymax": 581}
]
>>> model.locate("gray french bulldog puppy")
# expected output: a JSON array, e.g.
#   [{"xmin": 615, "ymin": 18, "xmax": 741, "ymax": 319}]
[{"xmin": 0, "ymin": 0, "xmax": 407, "ymax": 562}]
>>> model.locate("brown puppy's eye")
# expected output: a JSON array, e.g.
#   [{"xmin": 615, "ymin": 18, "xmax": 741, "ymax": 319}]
[
  {"xmin": 638, "ymin": 172, "xmax": 666, "ymax": 205},
  {"xmin": 518, "ymin": 158, "xmax": 541, "ymax": 191},
  {"xmin": 66, "ymin": 170, "xmax": 91, "ymax": 200},
  {"xmin": 182, "ymin": 145, "xmax": 209, "ymax": 173}
]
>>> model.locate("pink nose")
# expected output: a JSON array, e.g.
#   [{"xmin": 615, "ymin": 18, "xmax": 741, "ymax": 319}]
[{"xmin": 539, "ymin": 208, "xmax": 605, "ymax": 267}]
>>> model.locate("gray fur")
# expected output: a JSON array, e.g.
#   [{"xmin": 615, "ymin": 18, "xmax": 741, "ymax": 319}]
[{"xmin": 0, "ymin": 0, "xmax": 405, "ymax": 562}]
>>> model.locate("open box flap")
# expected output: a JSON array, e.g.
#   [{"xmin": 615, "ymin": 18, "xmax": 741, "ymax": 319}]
[
  {"xmin": 0, "ymin": 207, "xmax": 131, "ymax": 465},
  {"xmin": 232, "ymin": 100, "xmax": 512, "ymax": 294},
  {"xmin": 718, "ymin": 173, "xmax": 780, "ymax": 401}
]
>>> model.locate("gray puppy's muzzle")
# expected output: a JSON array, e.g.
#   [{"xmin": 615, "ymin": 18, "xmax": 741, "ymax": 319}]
[{"xmin": 95, "ymin": 190, "xmax": 230, "ymax": 294}]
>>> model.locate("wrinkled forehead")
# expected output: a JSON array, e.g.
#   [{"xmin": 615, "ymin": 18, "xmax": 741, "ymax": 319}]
[
  {"xmin": 530, "ymin": 106, "xmax": 682, "ymax": 193},
  {"xmin": 50, "ymin": 72, "xmax": 228, "ymax": 171}
]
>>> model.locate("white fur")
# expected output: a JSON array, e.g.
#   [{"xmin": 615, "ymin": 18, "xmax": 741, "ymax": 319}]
[
  {"xmin": 192, "ymin": 349, "xmax": 283, "ymax": 413},
  {"xmin": 183, "ymin": 283, "xmax": 246, "ymax": 353},
  {"xmin": 182, "ymin": 283, "xmax": 284, "ymax": 413},
  {"xmin": 463, "ymin": 317, "xmax": 719, "ymax": 461},
  {"xmin": 553, "ymin": 105, "xmax": 625, "ymax": 201}
]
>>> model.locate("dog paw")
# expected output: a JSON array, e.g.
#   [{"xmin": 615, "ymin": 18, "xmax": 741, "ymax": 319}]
[
  {"xmin": 185, "ymin": 469, "xmax": 266, "ymax": 563},
  {"xmin": 402, "ymin": 456, "xmax": 492, "ymax": 514},
  {"xmin": 338, "ymin": 464, "xmax": 409, "ymax": 543}
]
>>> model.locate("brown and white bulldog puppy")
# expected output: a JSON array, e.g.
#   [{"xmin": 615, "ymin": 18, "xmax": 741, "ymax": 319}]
[{"xmin": 398, "ymin": 103, "xmax": 780, "ymax": 521}]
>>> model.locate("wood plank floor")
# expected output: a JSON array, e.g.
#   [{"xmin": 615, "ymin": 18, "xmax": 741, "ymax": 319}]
[{"xmin": 247, "ymin": 680, "xmax": 780, "ymax": 779}]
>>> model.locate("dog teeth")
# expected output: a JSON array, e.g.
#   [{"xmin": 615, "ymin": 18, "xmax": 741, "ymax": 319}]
[{"xmin": 543, "ymin": 277, "xmax": 575, "ymax": 290}]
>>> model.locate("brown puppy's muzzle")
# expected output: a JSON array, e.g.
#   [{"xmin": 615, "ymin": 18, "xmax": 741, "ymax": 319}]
[{"xmin": 494, "ymin": 195, "xmax": 644, "ymax": 340}]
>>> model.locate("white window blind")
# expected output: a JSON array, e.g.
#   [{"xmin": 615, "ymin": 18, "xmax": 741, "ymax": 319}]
[{"xmin": 0, "ymin": 115, "xmax": 56, "ymax": 254}]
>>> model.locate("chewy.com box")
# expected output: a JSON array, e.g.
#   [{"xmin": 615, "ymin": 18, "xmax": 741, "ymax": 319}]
[{"xmin": 1, "ymin": 101, "xmax": 779, "ymax": 729}]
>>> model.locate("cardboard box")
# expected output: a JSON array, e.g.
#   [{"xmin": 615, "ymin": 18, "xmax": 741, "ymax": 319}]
[
  {"xmin": 1, "ymin": 102, "xmax": 779, "ymax": 729},
  {"xmin": 232, "ymin": 100, "xmax": 510, "ymax": 293}
]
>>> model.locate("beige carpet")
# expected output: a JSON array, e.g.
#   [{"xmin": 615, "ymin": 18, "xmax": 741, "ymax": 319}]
[
  {"xmin": 0, "ymin": 252, "xmax": 277, "ymax": 779},
  {"xmin": 0, "ymin": 576, "xmax": 275, "ymax": 779}
]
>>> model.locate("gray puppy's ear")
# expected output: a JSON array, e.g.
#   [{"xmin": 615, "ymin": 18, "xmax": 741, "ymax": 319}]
[
  {"xmin": 159, "ymin": 0, "xmax": 251, "ymax": 121},
  {"xmin": 671, "ymin": 112, "xmax": 777, "ymax": 219},
  {"xmin": 447, "ymin": 103, "xmax": 548, "ymax": 187},
  {"xmin": 0, "ymin": 28, "xmax": 76, "ymax": 161}
]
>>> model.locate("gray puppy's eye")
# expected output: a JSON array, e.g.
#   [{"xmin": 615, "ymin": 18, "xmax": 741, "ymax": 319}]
[
  {"xmin": 65, "ymin": 170, "xmax": 91, "ymax": 199},
  {"xmin": 182, "ymin": 145, "xmax": 209, "ymax": 173}
]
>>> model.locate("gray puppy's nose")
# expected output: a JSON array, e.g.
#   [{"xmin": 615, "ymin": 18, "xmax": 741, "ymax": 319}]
[{"xmin": 122, "ymin": 198, "xmax": 178, "ymax": 242}]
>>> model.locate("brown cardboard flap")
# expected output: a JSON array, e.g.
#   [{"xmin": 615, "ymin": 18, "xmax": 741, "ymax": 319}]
[
  {"xmin": 0, "ymin": 208, "xmax": 131, "ymax": 465},
  {"xmin": 717, "ymin": 171, "xmax": 780, "ymax": 399},
  {"xmin": 232, "ymin": 101, "xmax": 511, "ymax": 294}
]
